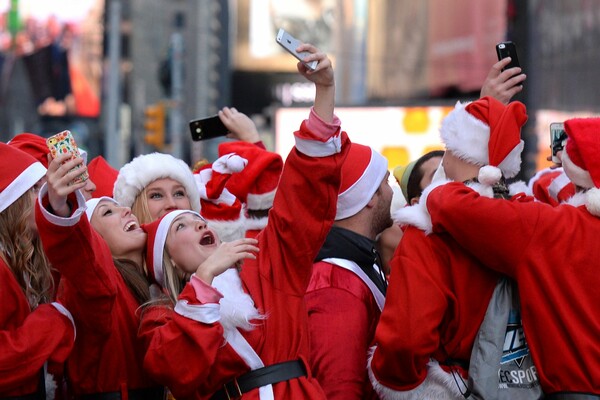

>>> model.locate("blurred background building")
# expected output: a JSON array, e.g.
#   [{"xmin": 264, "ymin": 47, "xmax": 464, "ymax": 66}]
[{"xmin": 0, "ymin": 0, "xmax": 598, "ymax": 181}]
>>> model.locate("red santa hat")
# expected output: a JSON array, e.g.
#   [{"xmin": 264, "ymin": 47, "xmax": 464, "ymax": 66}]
[
  {"xmin": 0, "ymin": 143, "xmax": 47, "ymax": 213},
  {"xmin": 440, "ymin": 96, "xmax": 528, "ymax": 186},
  {"xmin": 218, "ymin": 142, "xmax": 283, "ymax": 211},
  {"xmin": 562, "ymin": 118, "xmax": 600, "ymax": 216},
  {"xmin": 113, "ymin": 152, "xmax": 200, "ymax": 213},
  {"xmin": 337, "ymin": 143, "xmax": 389, "ymax": 220},
  {"xmin": 8, "ymin": 133, "xmax": 50, "ymax": 168},
  {"xmin": 142, "ymin": 209, "xmax": 202, "ymax": 287},
  {"xmin": 194, "ymin": 153, "xmax": 248, "ymax": 242},
  {"xmin": 527, "ymin": 167, "xmax": 575, "ymax": 206},
  {"xmin": 87, "ymin": 156, "xmax": 119, "ymax": 199}
]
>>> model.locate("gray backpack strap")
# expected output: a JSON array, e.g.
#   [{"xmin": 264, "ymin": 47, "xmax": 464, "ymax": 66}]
[{"xmin": 468, "ymin": 277, "xmax": 544, "ymax": 400}]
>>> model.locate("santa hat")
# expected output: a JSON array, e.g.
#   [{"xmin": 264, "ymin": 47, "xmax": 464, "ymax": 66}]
[
  {"xmin": 337, "ymin": 143, "xmax": 389, "ymax": 220},
  {"xmin": 218, "ymin": 142, "xmax": 283, "ymax": 211},
  {"xmin": 393, "ymin": 160, "xmax": 417, "ymax": 203},
  {"xmin": 527, "ymin": 167, "xmax": 575, "ymax": 206},
  {"xmin": 142, "ymin": 209, "xmax": 202, "ymax": 287},
  {"xmin": 8, "ymin": 133, "xmax": 51, "ymax": 168},
  {"xmin": 87, "ymin": 156, "xmax": 119, "ymax": 199},
  {"xmin": 113, "ymin": 152, "xmax": 200, "ymax": 213},
  {"xmin": 562, "ymin": 118, "xmax": 600, "ymax": 216},
  {"xmin": 85, "ymin": 196, "xmax": 117, "ymax": 221},
  {"xmin": 195, "ymin": 153, "xmax": 248, "ymax": 242},
  {"xmin": 0, "ymin": 143, "xmax": 47, "ymax": 213},
  {"xmin": 440, "ymin": 97, "xmax": 528, "ymax": 186}
]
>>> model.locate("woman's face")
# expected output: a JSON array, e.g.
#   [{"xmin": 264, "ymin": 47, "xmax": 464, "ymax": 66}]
[
  {"xmin": 165, "ymin": 213, "xmax": 221, "ymax": 275},
  {"xmin": 144, "ymin": 178, "xmax": 192, "ymax": 221},
  {"xmin": 91, "ymin": 200, "xmax": 146, "ymax": 259}
]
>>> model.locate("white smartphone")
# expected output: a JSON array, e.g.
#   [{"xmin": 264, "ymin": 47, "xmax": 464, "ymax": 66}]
[{"xmin": 276, "ymin": 28, "xmax": 318, "ymax": 70}]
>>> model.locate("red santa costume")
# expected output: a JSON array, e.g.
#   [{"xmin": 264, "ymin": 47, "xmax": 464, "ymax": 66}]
[
  {"xmin": 527, "ymin": 167, "xmax": 575, "ymax": 206},
  {"xmin": 138, "ymin": 108, "xmax": 348, "ymax": 399},
  {"xmin": 35, "ymin": 193, "xmax": 164, "ymax": 398},
  {"xmin": 423, "ymin": 117, "xmax": 600, "ymax": 396},
  {"xmin": 369, "ymin": 97, "xmax": 537, "ymax": 399},
  {"xmin": 0, "ymin": 143, "xmax": 75, "ymax": 399},
  {"xmin": 305, "ymin": 143, "xmax": 388, "ymax": 400},
  {"xmin": 218, "ymin": 141, "xmax": 283, "ymax": 238}
]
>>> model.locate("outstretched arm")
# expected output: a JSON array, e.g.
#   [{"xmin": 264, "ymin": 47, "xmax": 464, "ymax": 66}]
[{"xmin": 480, "ymin": 57, "xmax": 526, "ymax": 105}]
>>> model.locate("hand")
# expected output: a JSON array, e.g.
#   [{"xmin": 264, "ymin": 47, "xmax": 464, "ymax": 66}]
[
  {"xmin": 480, "ymin": 58, "xmax": 526, "ymax": 104},
  {"xmin": 295, "ymin": 44, "xmax": 333, "ymax": 87},
  {"xmin": 46, "ymin": 153, "xmax": 88, "ymax": 217},
  {"xmin": 195, "ymin": 238, "xmax": 259, "ymax": 284},
  {"xmin": 218, "ymin": 107, "xmax": 260, "ymax": 143}
]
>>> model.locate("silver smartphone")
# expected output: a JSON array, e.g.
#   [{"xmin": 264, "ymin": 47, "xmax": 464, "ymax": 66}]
[
  {"xmin": 276, "ymin": 28, "xmax": 318, "ymax": 70},
  {"xmin": 550, "ymin": 122, "xmax": 567, "ymax": 164}
]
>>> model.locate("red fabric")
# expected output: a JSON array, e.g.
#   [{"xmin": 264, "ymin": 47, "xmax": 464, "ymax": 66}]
[
  {"xmin": 35, "ymin": 203, "xmax": 160, "ymax": 395},
  {"xmin": 370, "ymin": 226, "xmax": 499, "ymax": 391},
  {"xmin": 564, "ymin": 118, "xmax": 600, "ymax": 186},
  {"xmin": 8, "ymin": 133, "xmax": 50, "ymax": 168},
  {"xmin": 87, "ymin": 156, "xmax": 118, "ymax": 199},
  {"xmin": 306, "ymin": 262, "xmax": 381, "ymax": 400},
  {"xmin": 139, "ymin": 120, "xmax": 349, "ymax": 399},
  {"xmin": 427, "ymin": 182, "xmax": 600, "ymax": 394},
  {"xmin": 0, "ymin": 260, "xmax": 74, "ymax": 397}
]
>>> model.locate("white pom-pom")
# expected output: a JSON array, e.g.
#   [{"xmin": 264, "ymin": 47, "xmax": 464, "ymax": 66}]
[
  {"xmin": 213, "ymin": 153, "xmax": 248, "ymax": 174},
  {"xmin": 478, "ymin": 165, "xmax": 502, "ymax": 186},
  {"xmin": 585, "ymin": 187, "xmax": 600, "ymax": 216}
]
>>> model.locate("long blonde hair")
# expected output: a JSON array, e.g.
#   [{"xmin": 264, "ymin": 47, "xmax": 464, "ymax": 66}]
[
  {"xmin": 161, "ymin": 252, "xmax": 187, "ymax": 305},
  {"xmin": 132, "ymin": 187, "xmax": 153, "ymax": 225},
  {"xmin": 0, "ymin": 189, "xmax": 53, "ymax": 308}
]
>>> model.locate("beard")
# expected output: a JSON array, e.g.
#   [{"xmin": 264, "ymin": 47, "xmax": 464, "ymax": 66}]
[{"xmin": 212, "ymin": 268, "xmax": 264, "ymax": 333}]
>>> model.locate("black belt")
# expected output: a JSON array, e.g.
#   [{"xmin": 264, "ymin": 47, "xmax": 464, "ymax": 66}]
[
  {"xmin": 212, "ymin": 359, "xmax": 307, "ymax": 400},
  {"xmin": 78, "ymin": 387, "xmax": 165, "ymax": 400},
  {"xmin": 546, "ymin": 393, "xmax": 600, "ymax": 400}
]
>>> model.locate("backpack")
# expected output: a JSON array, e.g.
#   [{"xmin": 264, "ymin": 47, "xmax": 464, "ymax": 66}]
[{"xmin": 467, "ymin": 277, "xmax": 544, "ymax": 400}]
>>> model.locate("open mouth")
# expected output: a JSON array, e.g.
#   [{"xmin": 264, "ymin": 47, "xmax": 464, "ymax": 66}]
[
  {"xmin": 200, "ymin": 231, "xmax": 215, "ymax": 245},
  {"xmin": 124, "ymin": 221, "xmax": 138, "ymax": 232}
]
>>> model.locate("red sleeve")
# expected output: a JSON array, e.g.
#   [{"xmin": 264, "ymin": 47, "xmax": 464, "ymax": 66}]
[
  {"xmin": 0, "ymin": 267, "xmax": 74, "ymax": 392},
  {"xmin": 139, "ymin": 284, "xmax": 225, "ymax": 398},
  {"xmin": 371, "ymin": 227, "xmax": 447, "ymax": 390},
  {"xmin": 427, "ymin": 182, "xmax": 544, "ymax": 277},
  {"xmin": 306, "ymin": 286, "xmax": 373, "ymax": 400}
]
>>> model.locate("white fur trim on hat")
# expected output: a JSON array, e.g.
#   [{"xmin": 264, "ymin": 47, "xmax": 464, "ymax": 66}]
[
  {"xmin": 336, "ymin": 149, "xmax": 389, "ymax": 220},
  {"xmin": 393, "ymin": 177, "xmax": 451, "ymax": 234},
  {"xmin": 585, "ymin": 187, "xmax": 600, "ymax": 216},
  {"xmin": 113, "ymin": 153, "xmax": 200, "ymax": 212},
  {"xmin": 246, "ymin": 188, "xmax": 276, "ymax": 211},
  {"xmin": 0, "ymin": 162, "xmax": 45, "ymax": 213},
  {"xmin": 85, "ymin": 196, "xmax": 117, "ymax": 221},
  {"xmin": 478, "ymin": 165, "xmax": 502, "ymax": 186},
  {"xmin": 368, "ymin": 349, "xmax": 465, "ymax": 400},
  {"xmin": 561, "ymin": 148, "xmax": 594, "ymax": 189}
]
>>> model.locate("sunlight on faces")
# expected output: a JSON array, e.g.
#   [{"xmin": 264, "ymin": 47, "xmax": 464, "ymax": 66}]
[
  {"xmin": 91, "ymin": 199, "xmax": 146, "ymax": 260},
  {"xmin": 165, "ymin": 213, "xmax": 221, "ymax": 275},
  {"xmin": 144, "ymin": 178, "xmax": 192, "ymax": 221}
]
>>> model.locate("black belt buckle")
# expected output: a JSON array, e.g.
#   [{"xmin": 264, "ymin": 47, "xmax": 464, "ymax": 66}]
[{"xmin": 223, "ymin": 378, "xmax": 243, "ymax": 400}]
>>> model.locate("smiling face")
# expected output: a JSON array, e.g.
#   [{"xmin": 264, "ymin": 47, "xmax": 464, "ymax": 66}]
[
  {"xmin": 165, "ymin": 213, "xmax": 221, "ymax": 275},
  {"xmin": 143, "ymin": 178, "xmax": 192, "ymax": 222},
  {"xmin": 91, "ymin": 199, "xmax": 146, "ymax": 264}
]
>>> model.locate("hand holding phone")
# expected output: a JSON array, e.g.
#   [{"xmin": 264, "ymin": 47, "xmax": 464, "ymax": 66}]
[
  {"xmin": 550, "ymin": 122, "xmax": 567, "ymax": 164},
  {"xmin": 496, "ymin": 41, "xmax": 521, "ymax": 71},
  {"xmin": 189, "ymin": 115, "xmax": 230, "ymax": 141},
  {"xmin": 276, "ymin": 28, "xmax": 318, "ymax": 70},
  {"xmin": 46, "ymin": 130, "xmax": 89, "ymax": 184}
]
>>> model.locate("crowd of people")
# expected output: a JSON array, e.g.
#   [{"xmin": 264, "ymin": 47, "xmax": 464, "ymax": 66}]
[{"xmin": 0, "ymin": 39, "xmax": 599, "ymax": 400}]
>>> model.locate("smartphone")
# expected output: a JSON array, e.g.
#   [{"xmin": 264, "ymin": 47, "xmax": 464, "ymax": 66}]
[
  {"xmin": 189, "ymin": 115, "xmax": 229, "ymax": 141},
  {"xmin": 276, "ymin": 28, "xmax": 318, "ymax": 71},
  {"xmin": 496, "ymin": 41, "xmax": 521, "ymax": 71},
  {"xmin": 46, "ymin": 130, "xmax": 89, "ymax": 184},
  {"xmin": 550, "ymin": 122, "xmax": 567, "ymax": 163}
]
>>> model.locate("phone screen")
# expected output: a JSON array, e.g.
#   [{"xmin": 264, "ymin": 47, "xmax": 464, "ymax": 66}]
[
  {"xmin": 550, "ymin": 122, "xmax": 567, "ymax": 163},
  {"xmin": 189, "ymin": 116, "xmax": 229, "ymax": 141}
]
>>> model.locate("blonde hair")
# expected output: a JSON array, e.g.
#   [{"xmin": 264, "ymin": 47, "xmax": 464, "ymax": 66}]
[
  {"xmin": 0, "ymin": 189, "xmax": 53, "ymax": 308},
  {"xmin": 131, "ymin": 187, "xmax": 153, "ymax": 225},
  {"xmin": 161, "ymin": 252, "xmax": 187, "ymax": 305}
]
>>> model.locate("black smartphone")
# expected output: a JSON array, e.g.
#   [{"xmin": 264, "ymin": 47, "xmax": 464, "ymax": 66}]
[
  {"xmin": 496, "ymin": 41, "xmax": 521, "ymax": 71},
  {"xmin": 189, "ymin": 115, "xmax": 229, "ymax": 141},
  {"xmin": 550, "ymin": 122, "xmax": 567, "ymax": 164}
]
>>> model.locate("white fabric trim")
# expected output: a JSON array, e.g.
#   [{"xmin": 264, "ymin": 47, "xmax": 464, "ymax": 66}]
[
  {"xmin": 37, "ymin": 184, "xmax": 87, "ymax": 227},
  {"xmin": 322, "ymin": 257, "xmax": 385, "ymax": 311},
  {"xmin": 51, "ymin": 302, "xmax": 76, "ymax": 340},
  {"xmin": 294, "ymin": 134, "xmax": 342, "ymax": 158},
  {"xmin": 0, "ymin": 162, "xmax": 45, "ymax": 213},
  {"xmin": 561, "ymin": 149, "xmax": 594, "ymax": 189},
  {"xmin": 246, "ymin": 189, "xmax": 276, "ymax": 210},
  {"xmin": 393, "ymin": 178, "xmax": 451, "ymax": 234},
  {"xmin": 336, "ymin": 148, "xmax": 389, "ymax": 220},
  {"xmin": 85, "ymin": 196, "xmax": 117, "ymax": 221},
  {"xmin": 548, "ymin": 171, "xmax": 572, "ymax": 201},
  {"xmin": 244, "ymin": 216, "xmax": 268, "ymax": 232},
  {"xmin": 223, "ymin": 327, "xmax": 274, "ymax": 400},
  {"xmin": 174, "ymin": 300, "xmax": 221, "ymax": 324}
]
